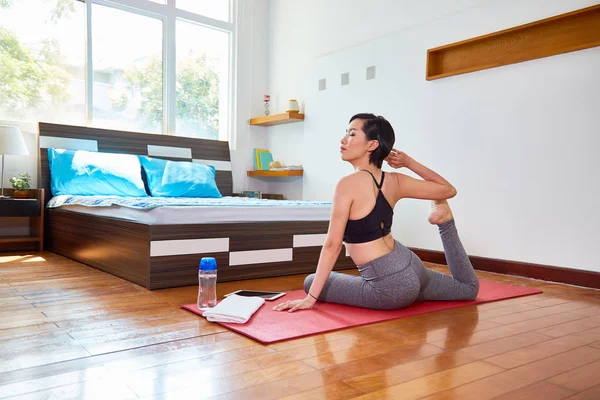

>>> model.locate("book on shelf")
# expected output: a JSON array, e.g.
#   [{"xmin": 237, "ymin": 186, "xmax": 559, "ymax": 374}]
[
  {"xmin": 242, "ymin": 190, "xmax": 262, "ymax": 199},
  {"xmin": 253, "ymin": 148, "xmax": 273, "ymax": 171}
]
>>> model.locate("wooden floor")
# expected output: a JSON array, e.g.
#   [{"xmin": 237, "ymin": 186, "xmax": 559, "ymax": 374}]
[{"xmin": 0, "ymin": 252, "xmax": 599, "ymax": 399}]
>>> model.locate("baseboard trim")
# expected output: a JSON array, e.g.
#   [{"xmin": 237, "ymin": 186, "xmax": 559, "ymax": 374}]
[{"xmin": 410, "ymin": 248, "xmax": 600, "ymax": 290}]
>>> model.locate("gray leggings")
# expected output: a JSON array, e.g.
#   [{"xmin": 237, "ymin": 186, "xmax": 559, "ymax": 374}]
[{"xmin": 304, "ymin": 219, "xmax": 479, "ymax": 310}]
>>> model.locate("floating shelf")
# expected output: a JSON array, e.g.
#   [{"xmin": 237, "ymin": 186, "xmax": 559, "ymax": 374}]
[
  {"xmin": 247, "ymin": 170, "xmax": 303, "ymax": 177},
  {"xmin": 426, "ymin": 4, "xmax": 600, "ymax": 80},
  {"xmin": 249, "ymin": 111, "xmax": 305, "ymax": 126}
]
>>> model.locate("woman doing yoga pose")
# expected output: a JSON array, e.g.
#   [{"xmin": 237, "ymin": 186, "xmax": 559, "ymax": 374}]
[{"xmin": 273, "ymin": 113, "xmax": 479, "ymax": 312}]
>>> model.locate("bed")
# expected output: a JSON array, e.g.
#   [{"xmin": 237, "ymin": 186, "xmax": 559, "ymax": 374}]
[{"xmin": 39, "ymin": 122, "xmax": 355, "ymax": 289}]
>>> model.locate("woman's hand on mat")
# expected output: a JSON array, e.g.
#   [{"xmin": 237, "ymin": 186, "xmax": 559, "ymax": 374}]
[
  {"xmin": 385, "ymin": 149, "xmax": 413, "ymax": 169},
  {"xmin": 272, "ymin": 296, "xmax": 317, "ymax": 312}
]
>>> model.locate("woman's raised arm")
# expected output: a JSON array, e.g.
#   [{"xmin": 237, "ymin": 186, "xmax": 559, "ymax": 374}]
[{"xmin": 386, "ymin": 149, "xmax": 456, "ymax": 200}]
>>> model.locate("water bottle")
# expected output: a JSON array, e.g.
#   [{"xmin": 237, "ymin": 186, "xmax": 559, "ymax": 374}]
[{"xmin": 197, "ymin": 257, "xmax": 217, "ymax": 309}]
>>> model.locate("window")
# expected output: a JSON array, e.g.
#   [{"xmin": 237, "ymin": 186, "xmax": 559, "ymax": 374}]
[
  {"xmin": 92, "ymin": 4, "xmax": 163, "ymax": 134},
  {"xmin": 176, "ymin": 21, "xmax": 229, "ymax": 140},
  {"xmin": 0, "ymin": 0, "xmax": 86, "ymax": 125},
  {"xmin": 0, "ymin": 0, "xmax": 234, "ymax": 141}
]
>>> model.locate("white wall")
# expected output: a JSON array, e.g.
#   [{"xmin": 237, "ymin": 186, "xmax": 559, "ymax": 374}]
[
  {"xmin": 0, "ymin": 121, "xmax": 36, "ymax": 237},
  {"xmin": 266, "ymin": 0, "xmax": 600, "ymax": 273},
  {"xmin": 231, "ymin": 0, "xmax": 270, "ymax": 195},
  {"xmin": 0, "ymin": 120, "xmax": 38, "ymax": 191}
]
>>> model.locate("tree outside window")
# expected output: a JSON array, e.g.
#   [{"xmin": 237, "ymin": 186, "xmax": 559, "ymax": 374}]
[
  {"xmin": 0, "ymin": 0, "xmax": 85, "ymax": 125},
  {"xmin": 0, "ymin": 0, "xmax": 229, "ymax": 141}
]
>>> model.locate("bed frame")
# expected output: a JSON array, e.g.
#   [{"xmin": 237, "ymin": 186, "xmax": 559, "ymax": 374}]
[{"xmin": 39, "ymin": 122, "xmax": 354, "ymax": 289}]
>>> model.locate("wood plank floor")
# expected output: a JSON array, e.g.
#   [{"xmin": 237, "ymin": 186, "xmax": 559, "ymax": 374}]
[{"xmin": 0, "ymin": 251, "xmax": 599, "ymax": 399}]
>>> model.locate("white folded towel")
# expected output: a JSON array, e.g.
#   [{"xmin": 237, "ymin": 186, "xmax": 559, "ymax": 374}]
[{"xmin": 202, "ymin": 294, "xmax": 265, "ymax": 324}]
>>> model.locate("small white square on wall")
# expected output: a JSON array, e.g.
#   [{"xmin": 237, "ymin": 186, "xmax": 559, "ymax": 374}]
[
  {"xmin": 366, "ymin": 66, "xmax": 376, "ymax": 80},
  {"xmin": 319, "ymin": 78, "xmax": 327, "ymax": 91},
  {"xmin": 341, "ymin": 72, "xmax": 350, "ymax": 86}
]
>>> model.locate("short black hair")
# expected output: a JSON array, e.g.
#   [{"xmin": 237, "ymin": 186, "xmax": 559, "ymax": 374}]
[{"xmin": 349, "ymin": 113, "xmax": 395, "ymax": 168}]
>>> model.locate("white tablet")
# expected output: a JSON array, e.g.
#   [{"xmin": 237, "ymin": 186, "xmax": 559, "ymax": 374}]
[{"xmin": 224, "ymin": 290, "xmax": 286, "ymax": 301}]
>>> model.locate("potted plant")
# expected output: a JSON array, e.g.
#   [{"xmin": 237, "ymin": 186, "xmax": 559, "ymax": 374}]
[{"xmin": 9, "ymin": 172, "xmax": 32, "ymax": 198}]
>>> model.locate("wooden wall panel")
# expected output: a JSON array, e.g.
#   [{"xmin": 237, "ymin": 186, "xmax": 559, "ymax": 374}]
[
  {"xmin": 427, "ymin": 4, "xmax": 600, "ymax": 80},
  {"xmin": 215, "ymin": 171, "xmax": 233, "ymax": 197},
  {"xmin": 38, "ymin": 122, "xmax": 230, "ymax": 160},
  {"xmin": 38, "ymin": 151, "xmax": 51, "ymax": 204},
  {"xmin": 38, "ymin": 122, "xmax": 233, "ymax": 198}
]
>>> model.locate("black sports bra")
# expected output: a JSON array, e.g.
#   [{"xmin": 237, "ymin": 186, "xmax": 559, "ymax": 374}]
[{"xmin": 343, "ymin": 170, "xmax": 394, "ymax": 244}]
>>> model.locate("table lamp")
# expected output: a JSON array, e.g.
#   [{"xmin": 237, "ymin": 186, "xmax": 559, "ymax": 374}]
[{"xmin": 0, "ymin": 125, "xmax": 29, "ymax": 198}]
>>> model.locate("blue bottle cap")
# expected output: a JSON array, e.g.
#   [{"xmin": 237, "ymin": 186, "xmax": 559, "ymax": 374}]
[{"xmin": 199, "ymin": 257, "xmax": 217, "ymax": 271}]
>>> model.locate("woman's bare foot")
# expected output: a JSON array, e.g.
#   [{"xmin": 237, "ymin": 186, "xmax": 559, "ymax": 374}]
[{"xmin": 428, "ymin": 200, "xmax": 454, "ymax": 225}]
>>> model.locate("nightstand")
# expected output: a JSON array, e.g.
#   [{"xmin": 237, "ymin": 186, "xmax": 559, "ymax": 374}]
[{"xmin": 0, "ymin": 189, "xmax": 45, "ymax": 252}]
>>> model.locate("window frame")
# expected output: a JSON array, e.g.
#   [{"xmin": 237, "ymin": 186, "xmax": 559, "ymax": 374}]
[{"xmin": 86, "ymin": 0, "xmax": 235, "ymax": 140}]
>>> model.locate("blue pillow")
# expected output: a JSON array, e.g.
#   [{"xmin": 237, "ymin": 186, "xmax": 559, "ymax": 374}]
[
  {"xmin": 48, "ymin": 148, "xmax": 148, "ymax": 197},
  {"xmin": 139, "ymin": 156, "xmax": 222, "ymax": 198}
]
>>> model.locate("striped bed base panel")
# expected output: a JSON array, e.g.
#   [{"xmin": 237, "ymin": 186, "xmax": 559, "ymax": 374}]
[
  {"xmin": 46, "ymin": 209, "xmax": 355, "ymax": 290},
  {"xmin": 148, "ymin": 222, "xmax": 355, "ymax": 289}
]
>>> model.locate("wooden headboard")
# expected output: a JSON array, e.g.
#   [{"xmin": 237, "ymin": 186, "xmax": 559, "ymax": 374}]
[{"xmin": 38, "ymin": 122, "xmax": 233, "ymax": 200}]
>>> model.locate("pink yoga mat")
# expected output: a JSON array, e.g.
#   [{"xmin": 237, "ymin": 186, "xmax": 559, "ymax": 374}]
[{"xmin": 182, "ymin": 280, "xmax": 542, "ymax": 344}]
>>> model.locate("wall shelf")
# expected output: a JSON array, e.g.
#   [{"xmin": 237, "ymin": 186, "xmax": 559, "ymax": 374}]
[
  {"xmin": 249, "ymin": 111, "xmax": 304, "ymax": 126},
  {"xmin": 247, "ymin": 170, "xmax": 303, "ymax": 177},
  {"xmin": 426, "ymin": 4, "xmax": 600, "ymax": 80}
]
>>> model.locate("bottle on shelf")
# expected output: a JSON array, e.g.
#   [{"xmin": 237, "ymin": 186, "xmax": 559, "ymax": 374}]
[
  {"xmin": 264, "ymin": 94, "xmax": 270, "ymax": 116},
  {"xmin": 197, "ymin": 257, "xmax": 217, "ymax": 309}
]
